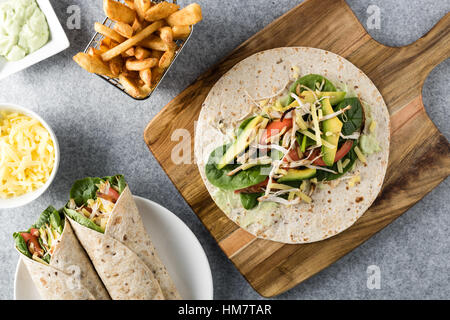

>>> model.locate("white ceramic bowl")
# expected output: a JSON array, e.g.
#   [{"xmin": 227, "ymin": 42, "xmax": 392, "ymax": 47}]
[
  {"xmin": 0, "ymin": 103, "xmax": 60, "ymax": 209},
  {"xmin": 0, "ymin": 0, "xmax": 70, "ymax": 80}
]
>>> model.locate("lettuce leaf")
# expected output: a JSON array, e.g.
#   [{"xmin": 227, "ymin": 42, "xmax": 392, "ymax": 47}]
[{"xmin": 63, "ymin": 207, "xmax": 104, "ymax": 233}]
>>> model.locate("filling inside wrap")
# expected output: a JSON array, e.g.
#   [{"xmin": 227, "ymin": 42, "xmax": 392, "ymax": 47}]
[
  {"xmin": 64, "ymin": 175, "xmax": 126, "ymax": 233},
  {"xmin": 13, "ymin": 206, "xmax": 64, "ymax": 264}
]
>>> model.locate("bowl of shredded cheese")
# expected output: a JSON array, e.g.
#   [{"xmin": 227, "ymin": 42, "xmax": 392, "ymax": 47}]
[{"xmin": 0, "ymin": 103, "xmax": 59, "ymax": 208}]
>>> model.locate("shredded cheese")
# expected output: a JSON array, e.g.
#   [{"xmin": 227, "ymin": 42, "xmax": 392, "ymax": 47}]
[
  {"xmin": 296, "ymin": 191, "xmax": 312, "ymax": 203},
  {"xmin": 0, "ymin": 111, "xmax": 55, "ymax": 199},
  {"xmin": 300, "ymin": 130, "xmax": 335, "ymax": 149},
  {"xmin": 310, "ymin": 103, "xmax": 322, "ymax": 146},
  {"xmin": 348, "ymin": 174, "xmax": 361, "ymax": 188},
  {"xmin": 369, "ymin": 120, "xmax": 377, "ymax": 133},
  {"xmin": 342, "ymin": 158, "xmax": 351, "ymax": 168},
  {"xmin": 354, "ymin": 146, "xmax": 367, "ymax": 164}
]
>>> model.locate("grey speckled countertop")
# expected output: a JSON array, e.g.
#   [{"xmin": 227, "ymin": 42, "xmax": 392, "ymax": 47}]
[{"xmin": 0, "ymin": 0, "xmax": 449, "ymax": 300}]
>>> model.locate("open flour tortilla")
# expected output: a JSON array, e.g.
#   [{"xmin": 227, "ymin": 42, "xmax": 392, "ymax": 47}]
[
  {"xmin": 67, "ymin": 186, "xmax": 179, "ymax": 300},
  {"xmin": 21, "ymin": 219, "xmax": 110, "ymax": 300},
  {"xmin": 195, "ymin": 47, "xmax": 390, "ymax": 244}
]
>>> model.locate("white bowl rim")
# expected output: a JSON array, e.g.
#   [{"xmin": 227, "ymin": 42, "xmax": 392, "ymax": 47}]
[{"xmin": 0, "ymin": 102, "xmax": 60, "ymax": 209}]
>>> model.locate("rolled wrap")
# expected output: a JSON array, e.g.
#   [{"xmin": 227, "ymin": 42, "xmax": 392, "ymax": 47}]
[
  {"xmin": 105, "ymin": 186, "xmax": 181, "ymax": 299},
  {"xmin": 66, "ymin": 185, "xmax": 179, "ymax": 299},
  {"xmin": 19, "ymin": 219, "xmax": 110, "ymax": 300}
]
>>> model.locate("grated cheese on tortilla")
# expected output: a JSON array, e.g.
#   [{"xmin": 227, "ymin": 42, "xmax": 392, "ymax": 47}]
[{"xmin": 0, "ymin": 111, "xmax": 55, "ymax": 198}]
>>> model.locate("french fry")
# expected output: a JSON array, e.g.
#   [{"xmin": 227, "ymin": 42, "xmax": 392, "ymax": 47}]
[
  {"xmin": 124, "ymin": 0, "xmax": 135, "ymax": 10},
  {"xmin": 166, "ymin": 3, "xmax": 202, "ymax": 26},
  {"xmin": 125, "ymin": 57, "xmax": 158, "ymax": 71},
  {"xmin": 109, "ymin": 55, "xmax": 124, "ymax": 76},
  {"xmin": 103, "ymin": 0, "xmax": 136, "ymax": 24},
  {"xmin": 144, "ymin": 2, "xmax": 179, "ymax": 22},
  {"xmin": 119, "ymin": 74, "xmax": 141, "ymax": 98},
  {"xmin": 113, "ymin": 21, "xmax": 134, "ymax": 38},
  {"xmin": 139, "ymin": 35, "xmax": 170, "ymax": 51},
  {"xmin": 151, "ymin": 66, "xmax": 164, "ymax": 86},
  {"xmin": 100, "ymin": 37, "xmax": 112, "ymax": 47},
  {"xmin": 135, "ymin": 46, "xmax": 151, "ymax": 59},
  {"xmin": 139, "ymin": 84, "xmax": 152, "ymax": 96},
  {"xmin": 134, "ymin": 0, "xmax": 151, "ymax": 21},
  {"xmin": 159, "ymin": 48, "xmax": 175, "ymax": 69},
  {"xmin": 172, "ymin": 25, "xmax": 190, "ymax": 39},
  {"xmin": 87, "ymin": 47, "xmax": 103, "ymax": 58},
  {"xmin": 95, "ymin": 22, "xmax": 126, "ymax": 43},
  {"xmin": 150, "ymin": 50, "xmax": 164, "ymax": 60},
  {"xmin": 139, "ymin": 68, "xmax": 152, "ymax": 86},
  {"xmin": 99, "ymin": 44, "xmax": 109, "ymax": 53},
  {"xmin": 123, "ymin": 47, "xmax": 135, "ymax": 57},
  {"xmin": 132, "ymin": 18, "xmax": 144, "ymax": 33},
  {"xmin": 101, "ymin": 20, "xmax": 163, "ymax": 61},
  {"xmin": 158, "ymin": 26, "xmax": 173, "ymax": 43},
  {"xmin": 122, "ymin": 69, "xmax": 140, "ymax": 79},
  {"xmin": 73, "ymin": 53, "xmax": 114, "ymax": 77}
]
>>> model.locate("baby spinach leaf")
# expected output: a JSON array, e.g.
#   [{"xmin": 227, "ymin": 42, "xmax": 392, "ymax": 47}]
[
  {"xmin": 283, "ymin": 74, "xmax": 337, "ymax": 106},
  {"xmin": 240, "ymin": 193, "xmax": 263, "ymax": 210},
  {"xmin": 103, "ymin": 175, "xmax": 127, "ymax": 193},
  {"xmin": 206, "ymin": 145, "xmax": 269, "ymax": 190},
  {"xmin": 336, "ymin": 97, "xmax": 364, "ymax": 136},
  {"xmin": 291, "ymin": 74, "xmax": 337, "ymax": 93},
  {"xmin": 33, "ymin": 206, "xmax": 64, "ymax": 234},
  {"xmin": 13, "ymin": 232, "xmax": 31, "ymax": 258},
  {"xmin": 70, "ymin": 177, "xmax": 103, "ymax": 206},
  {"xmin": 64, "ymin": 208, "xmax": 104, "ymax": 233}
]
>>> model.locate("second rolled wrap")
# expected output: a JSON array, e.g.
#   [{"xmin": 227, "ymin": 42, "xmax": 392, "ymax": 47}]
[{"xmin": 65, "ymin": 175, "xmax": 180, "ymax": 300}]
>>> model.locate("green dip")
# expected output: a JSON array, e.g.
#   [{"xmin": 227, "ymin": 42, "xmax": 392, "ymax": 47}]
[
  {"xmin": 360, "ymin": 133, "xmax": 381, "ymax": 155},
  {"xmin": 214, "ymin": 189, "xmax": 279, "ymax": 228},
  {"xmin": 0, "ymin": 0, "xmax": 49, "ymax": 61}
]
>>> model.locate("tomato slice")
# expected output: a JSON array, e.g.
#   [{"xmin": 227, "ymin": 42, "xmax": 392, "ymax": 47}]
[
  {"xmin": 309, "ymin": 140, "xmax": 354, "ymax": 166},
  {"xmin": 21, "ymin": 232, "xmax": 43, "ymax": 255},
  {"xmin": 97, "ymin": 186, "xmax": 120, "ymax": 203},
  {"xmin": 234, "ymin": 178, "xmax": 269, "ymax": 194},
  {"xmin": 260, "ymin": 118, "xmax": 293, "ymax": 144},
  {"xmin": 30, "ymin": 228, "xmax": 40, "ymax": 237}
]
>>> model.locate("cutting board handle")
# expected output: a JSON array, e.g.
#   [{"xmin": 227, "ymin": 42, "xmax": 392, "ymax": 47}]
[{"xmin": 403, "ymin": 12, "xmax": 450, "ymax": 79}]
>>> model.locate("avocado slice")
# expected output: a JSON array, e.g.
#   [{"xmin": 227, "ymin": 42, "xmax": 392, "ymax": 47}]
[
  {"xmin": 299, "ymin": 91, "xmax": 346, "ymax": 106},
  {"xmin": 277, "ymin": 168, "xmax": 316, "ymax": 182},
  {"xmin": 218, "ymin": 116, "xmax": 264, "ymax": 169},
  {"xmin": 321, "ymin": 98, "xmax": 343, "ymax": 166}
]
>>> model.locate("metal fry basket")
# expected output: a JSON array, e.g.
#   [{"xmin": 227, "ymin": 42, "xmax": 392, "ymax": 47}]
[{"xmin": 83, "ymin": 1, "xmax": 193, "ymax": 100}]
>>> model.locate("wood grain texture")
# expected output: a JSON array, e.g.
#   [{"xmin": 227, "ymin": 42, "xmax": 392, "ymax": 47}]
[{"xmin": 144, "ymin": 0, "xmax": 450, "ymax": 297}]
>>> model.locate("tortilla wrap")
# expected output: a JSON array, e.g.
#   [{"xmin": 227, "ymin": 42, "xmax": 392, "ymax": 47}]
[
  {"xmin": 21, "ymin": 219, "xmax": 110, "ymax": 300},
  {"xmin": 67, "ymin": 186, "xmax": 179, "ymax": 299},
  {"xmin": 105, "ymin": 186, "xmax": 180, "ymax": 299},
  {"xmin": 195, "ymin": 47, "xmax": 390, "ymax": 244}
]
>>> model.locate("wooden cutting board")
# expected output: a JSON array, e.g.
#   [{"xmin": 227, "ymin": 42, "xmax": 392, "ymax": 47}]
[{"xmin": 144, "ymin": 0, "xmax": 450, "ymax": 297}]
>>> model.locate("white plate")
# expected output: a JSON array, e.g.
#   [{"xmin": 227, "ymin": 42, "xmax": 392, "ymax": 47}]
[
  {"xmin": 0, "ymin": 0, "xmax": 70, "ymax": 80},
  {"xmin": 14, "ymin": 196, "xmax": 214, "ymax": 300}
]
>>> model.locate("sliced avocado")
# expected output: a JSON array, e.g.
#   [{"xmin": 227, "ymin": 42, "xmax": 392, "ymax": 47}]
[
  {"xmin": 277, "ymin": 168, "xmax": 316, "ymax": 182},
  {"xmin": 300, "ymin": 91, "xmax": 346, "ymax": 106},
  {"xmin": 218, "ymin": 116, "xmax": 264, "ymax": 169},
  {"xmin": 38, "ymin": 226, "xmax": 47, "ymax": 246},
  {"xmin": 321, "ymin": 98, "xmax": 343, "ymax": 166}
]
